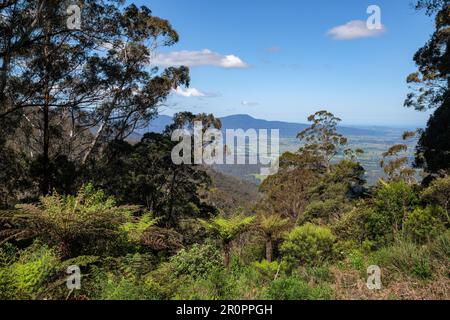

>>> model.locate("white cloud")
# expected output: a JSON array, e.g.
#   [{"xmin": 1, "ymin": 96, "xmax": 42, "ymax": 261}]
[
  {"xmin": 153, "ymin": 49, "xmax": 248, "ymax": 69},
  {"xmin": 327, "ymin": 20, "xmax": 386, "ymax": 40},
  {"xmin": 241, "ymin": 101, "xmax": 259, "ymax": 107},
  {"xmin": 173, "ymin": 87, "xmax": 206, "ymax": 97}
]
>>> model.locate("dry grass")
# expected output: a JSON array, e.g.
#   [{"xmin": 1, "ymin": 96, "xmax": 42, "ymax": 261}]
[{"xmin": 331, "ymin": 266, "xmax": 450, "ymax": 300}]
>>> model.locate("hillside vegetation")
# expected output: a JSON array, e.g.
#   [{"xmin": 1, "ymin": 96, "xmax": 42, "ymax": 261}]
[{"xmin": 0, "ymin": 0, "xmax": 449, "ymax": 300}]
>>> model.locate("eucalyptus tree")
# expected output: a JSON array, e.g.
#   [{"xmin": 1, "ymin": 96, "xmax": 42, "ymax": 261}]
[
  {"xmin": 0, "ymin": 1, "xmax": 190, "ymax": 195},
  {"xmin": 406, "ymin": 0, "xmax": 450, "ymax": 176},
  {"xmin": 297, "ymin": 110, "xmax": 348, "ymax": 173}
]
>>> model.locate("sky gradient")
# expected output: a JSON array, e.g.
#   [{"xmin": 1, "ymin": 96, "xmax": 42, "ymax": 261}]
[{"xmin": 135, "ymin": 0, "xmax": 435, "ymax": 127}]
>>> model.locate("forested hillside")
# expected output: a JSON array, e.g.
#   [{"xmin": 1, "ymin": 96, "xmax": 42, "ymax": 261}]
[{"xmin": 0, "ymin": 0, "xmax": 449, "ymax": 301}]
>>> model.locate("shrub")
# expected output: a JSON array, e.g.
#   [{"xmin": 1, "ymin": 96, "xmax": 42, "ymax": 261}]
[
  {"xmin": 0, "ymin": 243, "xmax": 58, "ymax": 299},
  {"xmin": 332, "ymin": 206, "xmax": 372, "ymax": 244},
  {"xmin": 280, "ymin": 224, "xmax": 335, "ymax": 268},
  {"xmin": 172, "ymin": 268, "xmax": 237, "ymax": 300},
  {"xmin": 367, "ymin": 181, "xmax": 419, "ymax": 246},
  {"xmin": 98, "ymin": 274, "xmax": 162, "ymax": 300},
  {"xmin": 429, "ymin": 230, "xmax": 450, "ymax": 262},
  {"xmin": 264, "ymin": 276, "xmax": 333, "ymax": 300},
  {"xmin": 169, "ymin": 243, "xmax": 223, "ymax": 279},
  {"xmin": 372, "ymin": 240, "xmax": 432, "ymax": 280},
  {"xmin": 252, "ymin": 260, "xmax": 280, "ymax": 281},
  {"xmin": 404, "ymin": 206, "xmax": 447, "ymax": 243},
  {"xmin": 422, "ymin": 176, "xmax": 450, "ymax": 214},
  {"xmin": 301, "ymin": 199, "xmax": 347, "ymax": 225},
  {"xmin": 374, "ymin": 181, "xmax": 418, "ymax": 233},
  {"xmin": 5, "ymin": 184, "xmax": 155, "ymax": 258}
]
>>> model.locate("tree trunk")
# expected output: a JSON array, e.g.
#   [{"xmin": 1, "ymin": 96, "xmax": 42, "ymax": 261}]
[
  {"xmin": 41, "ymin": 12, "xmax": 51, "ymax": 196},
  {"xmin": 81, "ymin": 115, "xmax": 108, "ymax": 166},
  {"xmin": 166, "ymin": 169, "xmax": 179, "ymax": 227},
  {"xmin": 223, "ymin": 241, "xmax": 231, "ymax": 270},
  {"xmin": 266, "ymin": 236, "xmax": 273, "ymax": 263}
]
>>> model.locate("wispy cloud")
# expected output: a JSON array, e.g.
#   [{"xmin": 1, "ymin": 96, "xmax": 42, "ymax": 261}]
[
  {"xmin": 241, "ymin": 101, "xmax": 259, "ymax": 107},
  {"xmin": 153, "ymin": 49, "xmax": 248, "ymax": 69},
  {"xmin": 327, "ymin": 20, "xmax": 386, "ymax": 40}
]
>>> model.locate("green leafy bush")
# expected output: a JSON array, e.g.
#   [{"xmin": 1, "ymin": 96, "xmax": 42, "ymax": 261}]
[
  {"xmin": 98, "ymin": 274, "xmax": 162, "ymax": 300},
  {"xmin": 172, "ymin": 268, "xmax": 237, "ymax": 300},
  {"xmin": 368, "ymin": 181, "xmax": 418, "ymax": 246},
  {"xmin": 332, "ymin": 206, "xmax": 372, "ymax": 244},
  {"xmin": 421, "ymin": 176, "xmax": 450, "ymax": 214},
  {"xmin": 429, "ymin": 230, "xmax": 450, "ymax": 262},
  {"xmin": 372, "ymin": 240, "xmax": 432, "ymax": 280},
  {"xmin": 280, "ymin": 224, "xmax": 336, "ymax": 268},
  {"xmin": 0, "ymin": 243, "xmax": 58, "ymax": 299},
  {"xmin": 6, "ymin": 184, "xmax": 155, "ymax": 258},
  {"xmin": 264, "ymin": 276, "xmax": 333, "ymax": 300},
  {"xmin": 404, "ymin": 206, "xmax": 447, "ymax": 243},
  {"xmin": 252, "ymin": 260, "xmax": 281, "ymax": 281},
  {"xmin": 169, "ymin": 243, "xmax": 223, "ymax": 279}
]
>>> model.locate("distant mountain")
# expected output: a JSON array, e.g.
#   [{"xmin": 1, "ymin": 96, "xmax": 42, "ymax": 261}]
[
  {"xmin": 139, "ymin": 114, "xmax": 390, "ymax": 138},
  {"xmin": 136, "ymin": 115, "xmax": 172, "ymax": 135}
]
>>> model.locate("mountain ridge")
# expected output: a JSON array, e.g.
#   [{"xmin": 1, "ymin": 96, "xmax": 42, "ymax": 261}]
[{"xmin": 137, "ymin": 114, "xmax": 400, "ymax": 137}]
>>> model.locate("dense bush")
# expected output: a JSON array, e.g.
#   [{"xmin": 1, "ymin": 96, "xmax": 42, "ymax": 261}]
[
  {"xmin": 0, "ymin": 243, "xmax": 58, "ymax": 299},
  {"xmin": 367, "ymin": 181, "xmax": 418, "ymax": 246},
  {"xmin": 2, "ymin": 184, "xmax": 156, "ymax": 258},
  {"xmin": 280, "ymin": 224, "xmax": 336, "ymax": 268},
  {"xmin": 404, "ymin": 206, "xmax": 447, "ymax": 243},
  {"xmin": 169, "ymin": 243, "xmax": 223, "ymax": 279},
  {"xmin": 429, "ymin": 230, "xmax": 450, "ymax": 262},
  {"xmin": 422, "ymin": 176, "xmax": 450, "ymax": 214},
  {"xmin": 96, "ymin": 275, "xmax": 162, "ymax": 300},
  {"xmin": 332, "ymin": 206, "xmax": 373, "ymax": 244},
  {"xmin": 372, "ymin": 240, "xmax": 433, "ymax": 280},
  {"xmin": 264, "ymin": 276, "xmax": 333, "ymax": 300}
]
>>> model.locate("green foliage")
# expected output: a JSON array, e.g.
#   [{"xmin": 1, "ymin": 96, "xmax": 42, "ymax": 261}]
[
  {"xmin": 429, "ymin": 230, "xmax": 450, "ymax": 262},
  {"xmin": 372, "ymin": 240, "xmax": 433, "ymax": 280},
  {"xmin": 169, "ymin": 244, "xmax": 223, "ymax": 279},
  {"xmin": 264, "ymin": 276, "xmax": 333, "ymax": 300},
  {"xmin": 252, "ymin": 260, "xmax": 281, "ymax": 281},
  {"xmin": 172, "ymin": 267, "xmax": 237, "ymax": 300},
  {"xmin": 406, "ymin": 4, "xmax": 450, "ymax": 174},
  {"xmin": 404, "ymin": 206, "xmax": 447, "ymax": 243},
  {"xmin": 367, "ymin": 180, "xmax": 419, "ymax": 246},
  {"xmin": 380, "ymin": 133, "xmax": 417, "ymax": 183},
  {"xmin": 297, "ymin": 110, "xmax": 347, "ymax": 170},
  {"xmin": 422, "ymin": 176, "xmax": 450, "ymax": 214},
  {"xmin": 0, "ymin": 243, "xmax": 58, "ymax": 299},
  {"xmin": 89, "ymin": 133, "xmax": 215, "ymax": 228},
  {"xmin": 301, "ymin": 199, "xmax": 349, "ymax": 225},
  {"xmin": 97, "ymin": 275, "xmax": 162, "ymax": 300},
  {"xmin": 257, "ymin": 213, "xmax": 289, "ymax": 238},
  {"xmin": 4, "ymin": 184, "xmax": 148, "ymax": 258},
  {"xmin": 199, "ymin": 214, "xmax": 255, "ymax": 244},
  {"xmin": 120, "ymin": 213, "xmax": 158, "ymax": 243},
  {"xmin": 280, "ymin": 224, "xmax": 336, "ymax": 268},
  {"xmin": 332, "ymin": 206, "xmax": 372, "ymax": 244}
]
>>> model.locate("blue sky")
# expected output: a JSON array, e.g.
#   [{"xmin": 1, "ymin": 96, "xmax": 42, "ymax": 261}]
[{"xmin": 134, "ymin": 0, "xmax": 435, "ymax": 127}]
